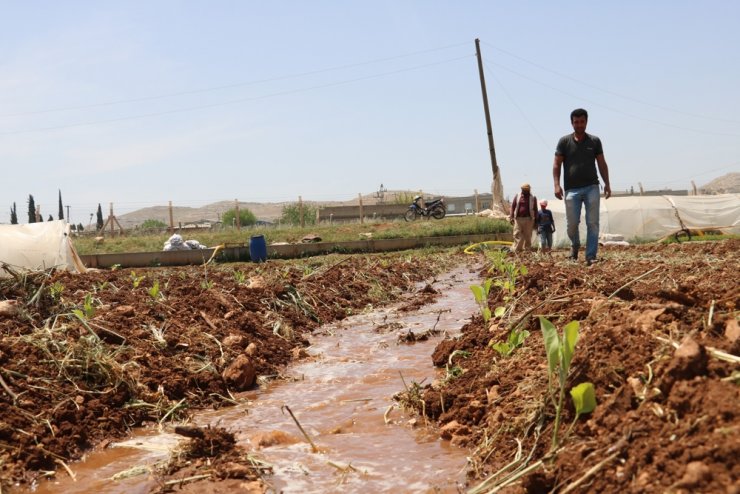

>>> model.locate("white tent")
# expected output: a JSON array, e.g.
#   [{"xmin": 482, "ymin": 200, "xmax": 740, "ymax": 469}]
[
  {"xmin": 545, "ymin": 194, "xmax": 740, "ymax": 246},
  {"xmin": 0, "ymin": 220, "xmax": 86, "ymax": 277}
]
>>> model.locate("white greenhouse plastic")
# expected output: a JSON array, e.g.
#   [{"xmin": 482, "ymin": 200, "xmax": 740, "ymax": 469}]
[
  {"xmin": 0, "ymin": 220, "xmax": 86, "ymax": 277},
  {"xmin": 544, "ymin": 194, "xmax": 740, "ymax": 246}
]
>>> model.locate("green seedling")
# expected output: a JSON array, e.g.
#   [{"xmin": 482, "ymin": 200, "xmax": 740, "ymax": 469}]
[
  {"xmin": 72, "ymin": 293, "xmax": 96, "ymax": 320},
  {"xmin": 201, "ymin": 279, "xmax": 214, "ymax": 291},
  {"xmin": 539, "ymin": 317, "xmax": 596, "ymax": 450},
  {"xmin": 490, "ymin": 327, "xmax": 530, "ymax": 357},
  {"xmin": 148, "ymin": 280, "xmax": 163, "ymax": 300},
  {"xmin": 233, "ymin": 270, "xmax": 247, "ymax": 285},
  {"xmin": 93, "ymin": 281, "xmax": 109, "ymax": 293},
  {"xmin": 49, "ymin": 281, "xmax": 65, "ymax": 301},
  {"xmin": 486, "ymin": 250, "xmax": 527, "ymax": 299},
  {"xmin": 130, "ymin": 271, "xmax": 146, "ymax": 288},
  {"xmin": 470, "ymin": 279, "xmax": 493, "ymax": 322},
  {"xmin": 444, "ymin": 350, "xmax": 470, "ymax": 382}
]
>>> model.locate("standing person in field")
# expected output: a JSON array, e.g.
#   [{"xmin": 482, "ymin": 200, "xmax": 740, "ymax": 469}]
[
  {"xmin": 553, "ymin": 108, "xmax": 611, "ymax": 265},
  {"xmin": 537, "ymin": 200, "xmax": 555, "ymax": 253},
  {"xmin": 508, "ymin": 183, "xmax": 538, "ymax": 253}
]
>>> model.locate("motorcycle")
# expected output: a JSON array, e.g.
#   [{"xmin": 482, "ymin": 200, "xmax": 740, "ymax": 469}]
[{"xmin": 404, "ymin": 196, "xmax": 446, "ymax": 222}]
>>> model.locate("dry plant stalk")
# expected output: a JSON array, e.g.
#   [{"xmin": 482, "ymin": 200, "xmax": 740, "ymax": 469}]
[{"xmin": 281, "ymin": 405, "xmax": 319, "ymax": 453}]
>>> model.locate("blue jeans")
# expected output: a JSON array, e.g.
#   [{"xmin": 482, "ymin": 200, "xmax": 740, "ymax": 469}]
[
  {"xmin": 564, "ymin": 184, "xmax": 600, "ymax": 260},
  {"xmin": 539, "ymin": 229, "xmax": 553, "ymax": 249}
]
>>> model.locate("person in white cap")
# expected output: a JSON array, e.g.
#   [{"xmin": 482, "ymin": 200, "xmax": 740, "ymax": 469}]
[
  {"xmin": 536, "ymin": 200, "xmax": 555, "ymax": 253},
  {"xmin": 508, "ymin": 183, "xmax": 538, "ymax": 253}
]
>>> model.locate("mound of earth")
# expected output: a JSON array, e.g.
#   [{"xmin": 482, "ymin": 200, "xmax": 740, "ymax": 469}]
[
  {"xmin": 424, "ymin": 239, "xmax": 739, "ymax": 493},
  {"xmin": 0, "ymin": 251, "xmax": 455, "ymax": 489}
]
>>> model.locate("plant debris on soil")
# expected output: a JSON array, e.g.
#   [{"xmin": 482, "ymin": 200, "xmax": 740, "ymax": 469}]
[
  {"xmin": 1, "ymin": 239, "xmax": 738, "ymax": 493},
  {"xmin": 424, "ymin": 239, "xmax": 739, "ymax": 493},
  {"xmin": 0, "ymin": 250, "xmax": 456, "ymax": 490}
]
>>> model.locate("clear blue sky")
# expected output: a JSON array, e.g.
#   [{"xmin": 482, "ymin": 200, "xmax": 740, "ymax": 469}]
[{"xmin": 2, "ymin": 1, "xmax": 739, "ymax": 224}]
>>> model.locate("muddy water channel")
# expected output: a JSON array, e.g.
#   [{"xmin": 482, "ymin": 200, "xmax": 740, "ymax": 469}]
[{"xmin": 23, "ymin": 266, "xmax": 480, "ymax": 494}]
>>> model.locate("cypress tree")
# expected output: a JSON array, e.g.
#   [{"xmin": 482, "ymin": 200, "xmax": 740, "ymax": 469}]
[
  {"xmin": 27, "ymin": 195, "xmax": 36, "ymax": 223},
  {"xmin": 96, "ymin": 204, "xmax": 104, "ymax": 230},
  {"xmin": 47, "ymin": 214, "xmax": 54, "ymax": 222},
  {"xmin": 10, "ymin": 203, "xmax": 18, "ymax": 224},
  {"xmin": 78, "ymin": 223, "xmax": 84, "ymax": 231},
  {"xmin": 58, "ymin": 190, "xmax": 64, "ymax": 220}
]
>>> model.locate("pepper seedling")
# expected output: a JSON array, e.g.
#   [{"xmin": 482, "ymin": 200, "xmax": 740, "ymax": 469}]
[{"xmin": 539, "ymin": 317, "xmax": 596, "ymax": 450}]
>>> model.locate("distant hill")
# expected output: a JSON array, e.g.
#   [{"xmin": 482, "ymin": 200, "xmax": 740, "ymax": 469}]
[
  {"xmin": 118, "ymin": 201, "xmax": 290, "ymax": 228},
  {"xmin": 117, "ymin": 192, "xmax": 420, "ymax": 228},
  {"xmin": 700, "ymin": 172, "xmax": 740, "ymax": 194}
]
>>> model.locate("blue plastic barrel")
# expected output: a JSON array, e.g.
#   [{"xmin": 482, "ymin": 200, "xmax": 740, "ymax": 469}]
[{"xmin": 249, "ymin": 235, "xmax": 267, "ymax": 262}]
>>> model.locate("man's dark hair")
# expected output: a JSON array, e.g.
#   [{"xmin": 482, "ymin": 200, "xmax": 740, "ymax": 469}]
[{"xmin": 570, "ymin": 108, "xmax": 588, "ymax": 121}]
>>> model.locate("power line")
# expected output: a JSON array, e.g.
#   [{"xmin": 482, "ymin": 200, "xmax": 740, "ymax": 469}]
[
  {"xmin": 483, "ymin": 61, "xmax": 550, "ymax": 151},
  {"xmin": 480, "ymin": 40, "xmax": 740, "ymax": 125},
  {"xmin": 0, "ymin": 55, "xmax": 472, "ymax": 136},
  {"xmin": 484, "ymin": 57, "xmax": 740, "ymax": 138},
  {"xmin": 2, "ymin": 54, "xmax": 473, "ymax": 136},
  {"xmin": 1, "ymin": 41, "xmax": 471, "ymax": 119}
]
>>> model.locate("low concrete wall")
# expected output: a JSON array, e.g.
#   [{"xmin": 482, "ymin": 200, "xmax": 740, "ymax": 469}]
[
  {"xmin": 79, "ymin": 233, "xmax": 512, "ymax": 269},
  {"xmin": 318, "ymin": 204, "xmax": 408, "ymax": 221}
]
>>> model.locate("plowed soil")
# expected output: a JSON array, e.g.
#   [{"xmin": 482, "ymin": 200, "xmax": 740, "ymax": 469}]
[
  {"xmin": 0, "ymin": 251, "xmax": 455, "ymax": 490},
  {"xmin": 427, "ymin": 239, "xmax": 739, "ymax": 493},
  {"xmin": 1, "ymin": 240, "xmax": 738, "ymax": 493}
]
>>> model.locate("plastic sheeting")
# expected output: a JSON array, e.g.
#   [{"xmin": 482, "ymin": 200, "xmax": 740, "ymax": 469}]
[
  {"xmin": 0, "ymin": 220, "xmax": 86, "ymax": 277},
  {"xmin": 544, "ymin": 194, "xmax": 740, "ymax": 247}
]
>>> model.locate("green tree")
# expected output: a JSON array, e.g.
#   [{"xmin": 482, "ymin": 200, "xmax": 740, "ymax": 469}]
[
  {"xmin": 27, "ymin": 195, "xmax": 36, "ymax": 223},
  {"xmin": 280, "ymin": 203, "xmax": 317, "ymax": 226},
  {"xmin": 392, "ymin": 191, "xmax": 417, "ymax": 205},
  {"xmin": 58, "ymin": 190, "xmax": 64, "ymax": 220},
  {"xmin": 10, "ymin": 202, "xmax": 17, "ymax": 224},
  {"xmin": 77, "ymin": 223, "xmax": 84, "ymax": 231},
  {"xmin": 141, "ymin": 219, "xmax": 168, "ymax": 229},
  {"xmin": 96, "ymin": 204, "xmax": 104, "ymax": 231},
  {"xmin": 222, "ymin": 208, "xmax": 257, "ymax": 227},
  {"xmin": 47, "ymin": 214, "xmax": 54, "ymax": 222}
]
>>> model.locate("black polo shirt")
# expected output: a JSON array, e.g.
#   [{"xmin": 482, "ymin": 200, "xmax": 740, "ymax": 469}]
[{"xmin": 555, "ymin": 133, "xmax": 603, "ymax": 190}]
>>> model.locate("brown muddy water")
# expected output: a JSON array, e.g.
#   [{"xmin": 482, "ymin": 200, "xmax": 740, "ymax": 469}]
[{"xmin": 19, "ymin": 265, "xmax": 481, "ymax": 494}]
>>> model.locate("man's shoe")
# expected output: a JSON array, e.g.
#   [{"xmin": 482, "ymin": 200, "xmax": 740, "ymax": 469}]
[
  {"xmin": 567, "ymin": 249, "xmax": 578, "ymax": 261},
  {"xmin": 586, "ymin": 258, "xmax": 599, "ymax": 266}
]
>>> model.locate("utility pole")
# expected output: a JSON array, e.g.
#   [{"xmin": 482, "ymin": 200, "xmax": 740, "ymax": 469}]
[
  {"xmin": 475, "ymin": 38, "xmax": 506, "ymax": 214},
  {"xmin": 65, "ymin": 205, "xmax": 70, "ymax": 224}
]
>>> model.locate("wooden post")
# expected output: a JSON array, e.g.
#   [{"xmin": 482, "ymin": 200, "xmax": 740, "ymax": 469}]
[
  {"xmin": 100, "ymin": 203, "xmax": 124, "ymax": 237},
  {"xmin": 475, "ymin": 38, "xmax": 505, "ymax": 213},
  {"xmin": 691, "ymin": 180, "xmax": 698, "ymax": 195},
  {"xmin": 474, "ymin": 189, "xmax": 479, "ymax": 213},
  {"xmin": 299, "ymin": 196, "xmax": 304, "ymax": 228},
  {"xmin": 168, "ymin": 201, "xmax": 174, "ymax": 232},
  {"xmin": 235, "ymin": 199, "xmax": 241, "ymax": 230},
  {"xmin": 358, "ymin": 193, "xmax": 364, "ymax": 224}
]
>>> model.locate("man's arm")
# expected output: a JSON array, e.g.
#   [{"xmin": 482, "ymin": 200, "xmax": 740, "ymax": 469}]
[
  {"xmin": 552, "ymin": 155, "xmax": 564, "ymax": 199},
  {"xmin": 509, "ymin": 196, "xmax": 516, "ymax": 221},
  {"xmin": 596, "ymin": 154, "xmax": 611, "ymax": 199}
]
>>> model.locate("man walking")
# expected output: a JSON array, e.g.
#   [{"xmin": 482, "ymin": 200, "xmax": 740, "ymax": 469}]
[
  {"xmin": 509, "ymin": 183, "xmax": 538, "ymax": 254},
  {"xmin": 553, "ymin": 108, "xmax": 611, "ymax": 265}
]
